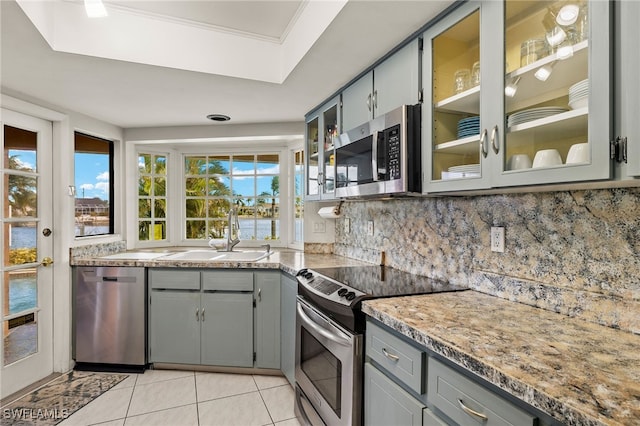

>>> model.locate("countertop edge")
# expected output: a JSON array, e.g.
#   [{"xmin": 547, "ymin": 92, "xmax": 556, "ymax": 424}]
[{"xmin": 362, "ymin": 302, "xmax": 607, "ymax": 426}]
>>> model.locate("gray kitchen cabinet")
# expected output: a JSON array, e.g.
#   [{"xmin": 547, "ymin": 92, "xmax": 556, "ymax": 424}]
[
  {"xmin": 254, "ymin": 271, "xmax": 280, "ymax": 369},
  {"xmin": 280, "ymin": 272, "xmax": 297, "ymax": 385},
  {"xmin": 342, "ymin": 39, "xmax": 421, "ymax": 132},
  {"xmin": 149, "ymin": 291, "xmax": 200, "ymax": 364},
  {"xmin": 428, "ymin": 358, "xmax": 536, "ymax": 426},
  {"xmin": 201, "ymin": 292, "xmax": 253, "ymax": 367},
  {"xmin": 149, "ymin": 268, "xmax": 256, "ymax": 368},
  {"xmin": 365, "ymin": 363, "xmax": 426, "ymax": 426},
  {"xmin": 423, "ymin": 0, "xmax": 612, "ymax": 193},
  {"xmin": 305, "ymin": 96, "xmax": 340, "ymax": 201}
]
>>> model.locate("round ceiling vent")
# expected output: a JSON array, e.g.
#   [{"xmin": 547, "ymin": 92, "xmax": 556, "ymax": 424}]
[{"xmin": 206, "ymin": 114, "xmax": 231, "ymax": 122}]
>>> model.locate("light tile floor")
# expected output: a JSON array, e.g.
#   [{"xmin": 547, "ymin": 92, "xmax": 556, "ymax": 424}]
[{"xmin": 58, "ymin": 370, "xmax": 301, "ymax": 426}]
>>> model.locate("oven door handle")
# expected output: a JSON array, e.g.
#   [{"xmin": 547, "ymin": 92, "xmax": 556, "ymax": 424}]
[{"xmin": 297, "ymin": 303, "xmax": 351, "ymax": 347}]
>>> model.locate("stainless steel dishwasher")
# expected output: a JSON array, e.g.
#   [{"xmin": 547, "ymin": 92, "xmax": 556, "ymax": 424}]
[{"xmin": 73, "ymin": 266, "xmax": 146, "ymax": 369}]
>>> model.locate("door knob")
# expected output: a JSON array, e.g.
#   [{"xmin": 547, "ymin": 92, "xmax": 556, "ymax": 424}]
[{"xmin": 41, "ymin": 257, "xmax": 54, "ymax": 267}]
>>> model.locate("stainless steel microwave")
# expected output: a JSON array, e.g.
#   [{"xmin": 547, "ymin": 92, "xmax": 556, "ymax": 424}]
[{"xmin": 335, "ymin": 104, "xmax": 421, "ymax": 198}]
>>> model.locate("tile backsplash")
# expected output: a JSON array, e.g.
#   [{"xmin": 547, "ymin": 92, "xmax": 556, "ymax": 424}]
[{"xmin": 334, "ymin": 188, "xmax": 640, "ymax": 334}]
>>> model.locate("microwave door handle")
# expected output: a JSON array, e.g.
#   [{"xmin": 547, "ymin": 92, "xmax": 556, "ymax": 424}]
[
  {"xmin": 297, "ymin": 303, "xmax": 351, "ymax": 347},
  {"xmin": 371, "ymin": 130, "xmax": 379, "ymax": 182}
]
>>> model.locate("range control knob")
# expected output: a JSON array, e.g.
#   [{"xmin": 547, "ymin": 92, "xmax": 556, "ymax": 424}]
[
  {"xmin": 345, "ymin": 291, "xmax": 356, "ymax": 301},
  {"xmin": 297, "ymin": 269, "xmax": 308, "ymax": 276},
  {"xmin": 337, "ymin": 288, "xmax": 348, "ymax": 297},
  {"xmin": 303, "ymin": 272, "xmax": 313, "ymax": 279}
]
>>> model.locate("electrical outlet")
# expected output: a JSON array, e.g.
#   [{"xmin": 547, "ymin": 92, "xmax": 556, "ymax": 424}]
[
  {"xmin": 344, "ymin": 218, "xmax": 351, "ymax": 234},
  {"xmin": 491, "ymin": 226, "xmax": 505, "ymax": 252},
  {"xmin": 313, "ymin": 221, "xmax": 326, "ymax": 233},
  {"xmin": 367, "ymin": 220, "xmax": 374, "ymax": 236}
]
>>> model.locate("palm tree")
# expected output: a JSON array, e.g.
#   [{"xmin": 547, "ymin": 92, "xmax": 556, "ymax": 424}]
[{"xmin": 270, "ymin": 176, "xmax": 279, "ymax": 239}]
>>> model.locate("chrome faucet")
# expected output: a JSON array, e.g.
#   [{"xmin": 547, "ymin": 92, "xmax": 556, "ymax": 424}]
[{"xmin": 224, "ymin": 208, "xmax": 241, "ymax": 251}]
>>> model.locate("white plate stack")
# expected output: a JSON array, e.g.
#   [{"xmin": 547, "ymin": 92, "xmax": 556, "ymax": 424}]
[
  {"xmin": 568, "ymin": 79, "xmax": 588, "ymax": 110},
  {"xmin": 442, "ymin": 164, "xmax": 480, "ymax": 180},
  {"xmin": 507, "ymin": 107, "xmax": 569, "ymax": 127}
]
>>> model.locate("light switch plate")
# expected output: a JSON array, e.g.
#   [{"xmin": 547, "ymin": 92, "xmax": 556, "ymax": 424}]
[
  {"xmin": 491, "ymin": 226, "xmax": 505, "ymax": 252},
  {"xmin": 313, "ymin": 221, "xmax": 326, "ymax": 233}
]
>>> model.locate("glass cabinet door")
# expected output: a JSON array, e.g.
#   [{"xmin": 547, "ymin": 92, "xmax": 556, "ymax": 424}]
[
  {"xmin": 497, "ymin": 0, "xmax": 611, "ymax": 186},
  {"xmin": 423, "ymin": 2, "xmax": 493, "ymax": 192},
  {"xmin": 321, "ymin": 102, "xmax": 338, "ymax": 199},
  {"xmin": 305, "ymin": 114, "xmax": 320, "ymax": 200}
]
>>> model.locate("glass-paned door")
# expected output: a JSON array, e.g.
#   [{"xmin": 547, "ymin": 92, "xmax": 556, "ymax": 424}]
[
  {"xmin": 498, "ymin": 0, "xmax": 610, "ymax": 186},
  {"xmin": 1, "ymin": 109, "xmax": 53, "ymax": 398},
  {"xmin": 306, "ymin": 115, "xmax": 320, "ymax": 199}
]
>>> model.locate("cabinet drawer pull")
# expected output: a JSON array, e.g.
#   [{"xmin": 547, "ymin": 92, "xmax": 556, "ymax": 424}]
[
  {"xmin": 458, "ymin": 399, "xmax": 488, "ymax": 421},
  {"xmin": 382, "ymin": 348, "xmax": 400, "ymax": 361}
]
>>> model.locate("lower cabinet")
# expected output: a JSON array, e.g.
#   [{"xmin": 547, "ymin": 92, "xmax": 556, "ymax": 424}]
[
  {"xmin": 280, "ymin": 272, "xmax": 297, "ymax": 385},
  {"xmin": 149, "ymin": 268, "xmax": 279, "ymax": 369}
]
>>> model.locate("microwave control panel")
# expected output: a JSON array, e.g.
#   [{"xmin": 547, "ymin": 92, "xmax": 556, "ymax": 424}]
[{"xmin": 387, "ymin": 125, "xmax": 401, "ymax": 180}]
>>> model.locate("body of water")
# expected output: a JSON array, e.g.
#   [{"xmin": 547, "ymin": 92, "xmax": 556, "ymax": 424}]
[
  {"xmin": 10, "ymin": 226, "xmax": 37, "ymax": 249},
  {"xmin": 9, "ymin": 277, "xmax": 37, "ymax": 315}
]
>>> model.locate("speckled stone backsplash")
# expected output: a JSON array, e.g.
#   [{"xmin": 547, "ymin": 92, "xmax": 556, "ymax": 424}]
[
  {"xmin": 334, "ymin": 188, "xmax": 640, "ymax": 334},
  {"xmin": 69, "ymin": 241, "xmax": 126, "ymax": 259}
]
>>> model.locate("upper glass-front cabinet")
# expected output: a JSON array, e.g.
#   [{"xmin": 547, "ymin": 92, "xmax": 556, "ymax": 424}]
[
  {"xmin": 423, "ymin": 0, "xmax": 611, "ymax": 193},
  {"xmin": 305, "ymin": 96, "xmax": 340, "ymax": 200}
]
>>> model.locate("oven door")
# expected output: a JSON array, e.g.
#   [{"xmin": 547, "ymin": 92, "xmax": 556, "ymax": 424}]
[{"xmin": 295, "ymin": 296, "xmax": 362, "ymax": 426}]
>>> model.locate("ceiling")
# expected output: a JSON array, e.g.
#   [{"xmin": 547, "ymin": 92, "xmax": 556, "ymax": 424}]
[{"xmin": 1, "ymin": 0, "xmax": 455, "ymax": 129}]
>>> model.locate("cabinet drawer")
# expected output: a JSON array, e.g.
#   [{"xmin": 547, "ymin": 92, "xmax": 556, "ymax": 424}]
[
  {"xmin": 365, "ymin": 363, "xmax": 425, "ymax": 426},
  {"xmin": 366, "ymin": 321, "xmax": 425, "ymax": 394},
  {"xmin": 202, "ymin": 271, "xmax": 253, "ymax": 291},
  {"xmin": 428, "ymin": 358, "xmax": 536, "ymax": 426},
  {"xmin": 149, "ymin": 269, "xmax": 200, "ymax": 290}
]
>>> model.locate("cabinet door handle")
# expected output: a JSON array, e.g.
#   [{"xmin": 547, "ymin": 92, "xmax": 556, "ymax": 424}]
[
  {"xmin": 373, "ymin": 90, "xmax": 378, "ymax": 109},
  {"xmin": 367, "ymin": 93, "xmax": 372, "ymax": 112},
  {"xmin": 458, "ymin": 399, "xmax": 488, "ymax": 421},
  {"xmin": 195, "ymin": 308, "xmax": 200, "ymax": 321},
  {"xmin": 258, "ymin": 288, "xmax": 262, "ymax": 302},
  {"xmin": 491, "ymin": 125, "xmax": 499, "ymax": 154},
  {"xmin": 201, "ymin": 308, "xmax": 205, "ymax": 321},
  {"xmin": 382, "ymin": 348, "xmax": 400, "ymax": 361},
  {"xmin": 480, "ymin": 129, "xmax": 489, "ymax": 158}
]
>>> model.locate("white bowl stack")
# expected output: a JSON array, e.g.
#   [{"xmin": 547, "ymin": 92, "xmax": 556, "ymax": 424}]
[{"xmin": 568, "ymin": 79, "xmax": 588, "ymax": 110}]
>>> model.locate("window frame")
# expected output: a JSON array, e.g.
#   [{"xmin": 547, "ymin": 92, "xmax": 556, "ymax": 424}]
[
  {"xmin": 73, "ymin": 131, "xmax": 115, "ymax": 238},
  {"xmin": 136, "ymin": 151, "xmax": 169, "ymax": 244}
]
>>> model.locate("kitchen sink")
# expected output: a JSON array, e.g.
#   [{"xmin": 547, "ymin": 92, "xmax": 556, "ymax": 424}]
[{"xmin": 160, "ymin": 250, "xmax": 272, "ymax": 262}]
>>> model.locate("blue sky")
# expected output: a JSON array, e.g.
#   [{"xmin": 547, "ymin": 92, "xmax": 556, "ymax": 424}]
[{"xmin": 75, "ymin": 153, "xmax": 110, "ymax": 200}]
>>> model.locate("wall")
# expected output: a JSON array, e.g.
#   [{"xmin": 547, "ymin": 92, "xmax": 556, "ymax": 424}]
[{"xmin": 335, "ymin": 188, "xmax": 640, "ymax": 335}]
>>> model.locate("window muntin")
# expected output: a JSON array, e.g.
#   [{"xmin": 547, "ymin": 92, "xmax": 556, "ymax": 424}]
[
  {"xmin": 74, "ymin": 132, "xmax": 114, "ymax": 237},
  {"xmin": 184, "ymin": 154, "xmax": 280, "ymax": 242},
  {"xmin": 137, "ymin": 153, "xmax": 167, "ymax": 242}
]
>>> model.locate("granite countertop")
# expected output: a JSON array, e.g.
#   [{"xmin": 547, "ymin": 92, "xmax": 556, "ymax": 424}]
[
  {"xmin": 362, "ymin": 291, "xmax": 640, "ymax": 426},
  {"xmin": 70, "ymin": 249, "xmax": 372, "ymax": 277}
]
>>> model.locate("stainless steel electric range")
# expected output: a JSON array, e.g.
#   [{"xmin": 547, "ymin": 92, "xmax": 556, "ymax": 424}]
[{"xmin": 294, "ymin": 265, "xmax": 467, "ymax": 425}]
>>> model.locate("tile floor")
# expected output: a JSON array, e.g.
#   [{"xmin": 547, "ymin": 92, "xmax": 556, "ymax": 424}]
[{"xmin": 57, "ymin": 370, "xmax": 301, "ymax": 426}]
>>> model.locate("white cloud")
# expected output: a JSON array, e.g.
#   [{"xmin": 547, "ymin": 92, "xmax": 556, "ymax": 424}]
[
  {"xmin": 95, "ymin": 182, "xmax": 109, "ymax": 193},
  {"xmin": 80, "ymin": 183, "xmax": 95, "ymax": 190},
  {"xmin": 96, "ymin": 171, "xmax": 109, "ymax": 181}
]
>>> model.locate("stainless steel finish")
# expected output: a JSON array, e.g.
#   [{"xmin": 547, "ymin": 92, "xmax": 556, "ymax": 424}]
[
  {"xmin": 196, "ymin": 308, "xmax": 200, "ymax": 321},
  {"xmin": 382, "ymin": 348, "xmax": 400, "ymax": 361},
  {"xmin": 295, "ymin": 296, "xmax": 362, "ymax": 426},
  {"xmin": 201, "ymin": 308, "xmax": 205, "ymax": 321},
  {"xmin": 74, "ymin": 267, "xmax": 146, "ymax": 365},
  {"xmin": 458, "ymin": 399, "xmax": 488, "ymax": 421},
  {"xmin": 371, "ymin": 130, "xmax": 379, "ymax": 182},
  {"xmin": 480, "ymin": 128, "xmax": 489, "ymax": 158},
  {"xmin": 258, "ymin": 288, "xmax": 262, "ymax": 302},
  {"xmin": 296, "ymin": 387, "xmax": 327, "ymax": 426},
  {"xmin": 491, "ymin": 125, "xmax": 499, "ymax": 154},
  {"xmin": 336, "ymin": 104, "xmax": 412, "ymax": 198},
  {"xmin": 219, "ymin": 208, "xmax": 240, "ymax": 251},
  {"xmin": 373, "ymin": 90, "xmax": 378, "ymax": 109},
  {"xmin": 40, "ymin": 257, "xmax": 53, "ymax": 267},
  {"xmin": 366, "ymin": 93, "xmax": 372, "ymax": 112}
]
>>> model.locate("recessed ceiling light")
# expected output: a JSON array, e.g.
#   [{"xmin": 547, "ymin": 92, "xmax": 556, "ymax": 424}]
[{"xmin": 206, "ymin": 114, "xmax": 231, "ymax": 122}]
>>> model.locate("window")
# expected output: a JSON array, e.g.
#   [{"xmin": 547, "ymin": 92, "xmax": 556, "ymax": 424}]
[
  {"xmin": 137, "ymin": 153, "xmax": 167, "ymax": 242},
  {"xmin": 74, "ymin": 132, "xmax": 114, "ymax": 237},
  {"xmin": 184, "ymin": 154, "xmax": 280, "ymax": 241},
  {"xmin": 292, "ymin": 149, "xmax": 304, "ymax": 244}
]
